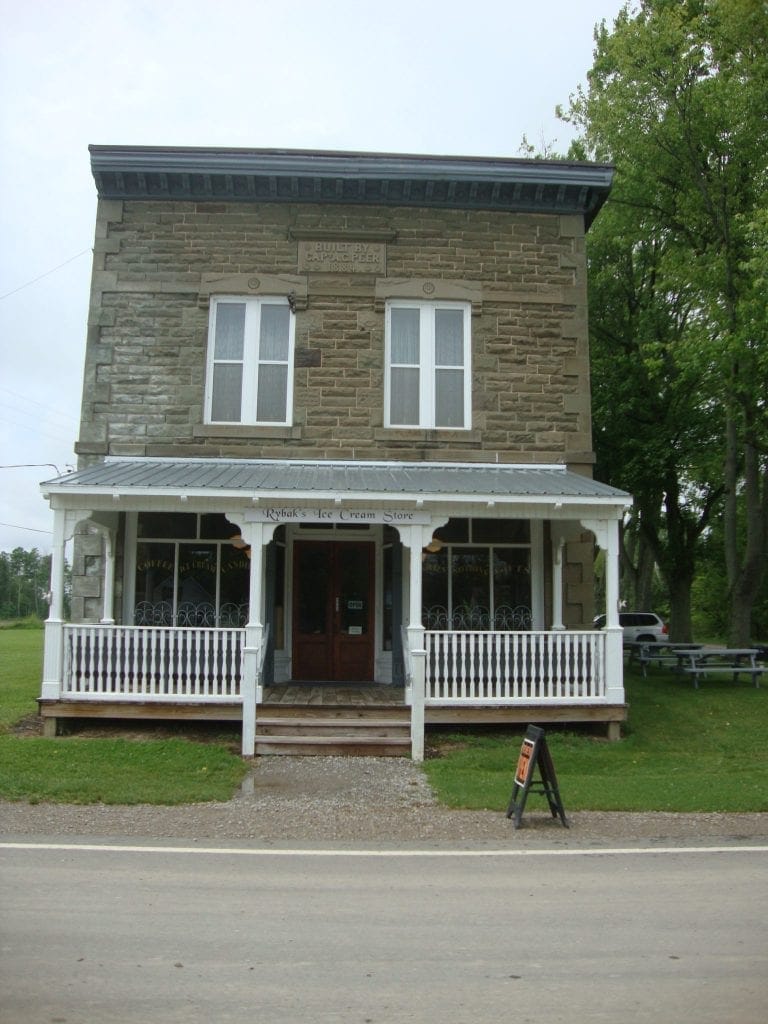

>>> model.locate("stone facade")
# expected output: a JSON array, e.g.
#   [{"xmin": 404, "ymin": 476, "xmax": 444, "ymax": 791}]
[{"xmin": 76, "ymin": 199, "xmax": 593, "ymax": 471}]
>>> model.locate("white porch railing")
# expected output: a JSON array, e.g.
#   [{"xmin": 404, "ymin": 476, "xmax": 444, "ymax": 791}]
[
  {"xmin": 62, "ymin": 624, "xmax": 245, "ymax": 702},
  {"xmin": 424, "ymin": 630, "xmax": 607, "ymax": 703}
]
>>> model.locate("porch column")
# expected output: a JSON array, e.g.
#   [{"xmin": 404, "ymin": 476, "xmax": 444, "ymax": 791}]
[
  {"xmin": 549, "ymin": 522, "xmax": 582, "ymax": 631},
  {"xmin": 551, "ymin": 532, "xmax": 566, "ymax": 631},
  {"xmin": 90, "ymin": 521, "xmax": 116, "ymax": 624},
  {"xmin": 234, "ymin": 518, "xmax": 277, "ymax": 757},
  {"xmin": 583, "ymin": 516, "xmax": 624, "ymax": 705},
  {"xmin": 394, "ymin": 522, "xmax": 440, "ymax": 762},
  {"xmin": 41, "ymin": 508, "xmax": 88, "ymax": 700}
]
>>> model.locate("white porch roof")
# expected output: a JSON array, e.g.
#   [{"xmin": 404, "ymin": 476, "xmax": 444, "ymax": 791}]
[{"xmin": 41, "ymin": 457, "xmax": 630, "ymax": 518}]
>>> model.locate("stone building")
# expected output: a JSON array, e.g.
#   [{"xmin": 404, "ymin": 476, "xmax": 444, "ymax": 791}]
[{"xmin": 40, "ymin": 146, "xmax": 630, "ymax": 757}]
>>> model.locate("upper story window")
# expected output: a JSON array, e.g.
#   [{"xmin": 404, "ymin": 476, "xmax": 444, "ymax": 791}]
[
  {"xmin": 385, "ymin": 300, "xmax": 471, "ymax": 429},
  {"xmin": 205, "ymin": 296, "xmax": 294, "ymax": 425}
]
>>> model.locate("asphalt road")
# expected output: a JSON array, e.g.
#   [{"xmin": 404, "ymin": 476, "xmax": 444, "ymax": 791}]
[{"xmin": 1, "ymin": 841, "xmax": 766, "ymax": 1024}]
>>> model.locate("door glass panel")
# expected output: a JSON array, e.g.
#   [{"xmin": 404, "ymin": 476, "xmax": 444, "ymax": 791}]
[
  {"xmin": 296, "ymin": 546, "xmax": 332, "ymax": 634},
  {"xmin": 273, "ymin": 541, "xmax": 285, "ymax": 648},
  {"xmin": 383, "ymin": 544, "xmax": 393, "ymax": 650},
  {"xmin": 338, "ymin": 546, "xmax": 369, "ymax": 635}
]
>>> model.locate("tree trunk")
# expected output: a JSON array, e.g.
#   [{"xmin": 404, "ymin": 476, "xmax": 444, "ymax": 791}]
[
  {"xmin": 635, "ymin": 539, "xmax": 656, "ymax": 612},
  {"xmin": 724, "ymin": 412, "xmax": 768, "ymax": 645},
  {"xmin": 668, "ymin": 571, "xmax": 694, "ymax": 644}
]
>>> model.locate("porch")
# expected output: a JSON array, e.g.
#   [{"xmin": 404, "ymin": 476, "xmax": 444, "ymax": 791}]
[
  {"xmin": 39, "ymin": 457, "xmax": 631, "ymax": 757},
  {"xmin": 38, "ymin": 622, "xmax": 626, "ymax": 750}
]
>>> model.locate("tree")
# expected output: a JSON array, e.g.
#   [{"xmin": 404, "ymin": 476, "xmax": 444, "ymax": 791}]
[
  {"xmin": 0, "ymin": 547, "xmax": 69, "ymax": 621},
  {"xmin": 563, "ymin": 0, "xmax": 768, "ymax": 642},
  {"xmin": 586, "ymin": 195, "xmax": 724, "ymax": 638}
]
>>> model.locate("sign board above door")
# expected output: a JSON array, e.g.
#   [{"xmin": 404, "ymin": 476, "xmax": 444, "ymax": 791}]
[{"xmin": 245, "ymin": 507, "xmax": 433, "ymax": 526}]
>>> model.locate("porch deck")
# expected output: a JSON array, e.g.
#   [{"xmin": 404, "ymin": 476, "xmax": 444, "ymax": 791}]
[
  {"xmin": 262, "ymin": 683, "xmax": 407, "ymax": 706},
  {"xmin": 40, "ymin": 681, "xmax": 626, "ymax": 742}
]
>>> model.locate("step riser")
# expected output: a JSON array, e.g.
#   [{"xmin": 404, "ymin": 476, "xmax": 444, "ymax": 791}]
[
  {"xmin": 255, "ymin": 741, "xmax": 410, "ymax": 757},
  {"xmin": 258, "ymin": 707, "xmax": 409, "ymax": 721},
  {"xmin": 254, "ymin": 706, "xmax": 412, "ymax": 757},
  {"xmin": 257, "ymin": 733, "xmax": 409, "ymax": 741}
]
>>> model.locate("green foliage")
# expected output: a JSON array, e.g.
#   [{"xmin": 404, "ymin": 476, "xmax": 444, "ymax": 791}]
[
  {"xmin": 0, "ymin": 615, "xmax": 45, "ymax": 630},
  {"xmin": 0, "ymin": 547, "xmax": 70, "ymax": 621},
  {"xmin": 424, "ymin": 669, "xmax": 768, "ymax": 813},
  {"xmin": 561, "ymin": 0, "xmax": 768, "ymax": 641}
]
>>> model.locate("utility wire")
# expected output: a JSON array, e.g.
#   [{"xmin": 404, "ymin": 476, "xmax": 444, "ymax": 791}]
[
  {"xmin": 0, "ymin": 522, "xmax": 53, "ymax": 534},
  {"xmin": 0, "ymin": 463, "xmax": 65, "ymax": 474},
  {"xmin": 0, "ymin": 387, "xmax": 79, "ymax": 426},
  {"xmin": 0, "ymin": 413, "xmax": 78, "ymax": 446},
  {"xmin": 0, "ymin": 249, "xmax": 91, "ymax": 301}
]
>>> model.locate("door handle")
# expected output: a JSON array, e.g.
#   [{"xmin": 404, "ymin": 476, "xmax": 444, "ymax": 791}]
[{"xmin": 335, "ymin": 596, "xmax": 339, "ymax": 613}]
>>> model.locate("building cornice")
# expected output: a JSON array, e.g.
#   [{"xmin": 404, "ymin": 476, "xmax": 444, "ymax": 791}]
[{"xmin": 89, "ymin": 145, "xmax": 613, "ymax": 227}]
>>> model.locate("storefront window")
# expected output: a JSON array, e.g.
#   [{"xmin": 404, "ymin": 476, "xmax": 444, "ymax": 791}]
[
  {"xmin": 451, "ymin": 549, "xmax": 491, "ymax": 627},
  {"xmin": 422, "ymin": 518, "xmax": 531, "ymax": 630},
  {"xmin": 133, "ymin": 514, "xmax": 249, "ymax": 626},
  {"xmin": 134, "ymin": 543, "xmax": 175, "ymax": 624}
]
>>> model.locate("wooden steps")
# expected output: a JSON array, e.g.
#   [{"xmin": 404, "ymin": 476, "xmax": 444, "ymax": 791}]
[{"xmin": 254, "ymin": 704, "xmax": 411, "ymax": 756}]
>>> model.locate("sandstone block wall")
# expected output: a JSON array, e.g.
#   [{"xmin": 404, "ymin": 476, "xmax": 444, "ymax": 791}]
[{"xmin": 76, "ymin": 199, "xmax": 593, "ymax": 470}]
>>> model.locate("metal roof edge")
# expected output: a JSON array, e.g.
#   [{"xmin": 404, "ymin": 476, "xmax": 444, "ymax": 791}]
[
  {"xmin": 88, "ymin": 145, "xmax": 614, "ymax": 188},
  {"xmin": 40, "ymin": 457, "xmax": 631, "ymax": 505}
]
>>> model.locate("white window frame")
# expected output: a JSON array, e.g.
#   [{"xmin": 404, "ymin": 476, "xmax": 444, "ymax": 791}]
[
  {"xmin": 384, "ymin": 299, "xmax": 471, "ymax": 429},
  {"xmin": 204, "ymin": 296, "xmax": 295, "ymax": 426}
]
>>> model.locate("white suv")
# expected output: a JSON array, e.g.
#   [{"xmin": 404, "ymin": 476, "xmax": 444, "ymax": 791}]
[{"xmin": 593, "ymin": 611, "xmax": 668, "ymax": 643}]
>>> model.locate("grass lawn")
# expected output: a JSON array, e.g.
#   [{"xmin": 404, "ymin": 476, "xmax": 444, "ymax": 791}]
[
  {"xmin": 0, "ymin": 628, "xmax": 248, "ymax": 804},
  {"xmin": 0, "ymin": 626, "xmax": 44, "ymax": 729},
  {"xmin": 1, "ymin": 628, "xmax": 766, "ymax": 810},
  {"xmin": 423, "ymin": 671, "xmax": 768, "ymax": 813}
]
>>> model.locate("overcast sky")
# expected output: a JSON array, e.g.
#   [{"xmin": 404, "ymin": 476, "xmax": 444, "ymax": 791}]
[{"xmin": 0, "ymin": 0, "xmax": 625, "ymax": 554}]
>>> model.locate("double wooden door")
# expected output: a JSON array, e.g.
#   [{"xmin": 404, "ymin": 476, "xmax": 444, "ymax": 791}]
[{"xmin": 292, "ymin": 541, "xmax": 375, "ymax": 681}]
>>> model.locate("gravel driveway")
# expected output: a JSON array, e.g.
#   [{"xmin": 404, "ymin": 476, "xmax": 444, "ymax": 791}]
[{"xmin": 1, "ymin": 756, "xmax": 766, "ymax": 847}]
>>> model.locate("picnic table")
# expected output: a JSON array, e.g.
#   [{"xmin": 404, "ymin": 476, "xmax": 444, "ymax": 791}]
[{"xmin": 677, "ymin": 647, "xmax": 764, "ymax": 689}]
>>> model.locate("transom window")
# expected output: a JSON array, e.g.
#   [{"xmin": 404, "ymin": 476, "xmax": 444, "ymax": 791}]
[
  {"xmin": 385, "ymin": 300, "xmax": 471, "ymax": 429},
  {"xmin": 205, "ymin": 296, "xmax": 294, "ymax": 425}
]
